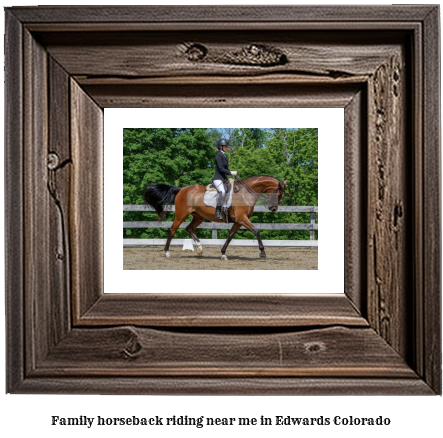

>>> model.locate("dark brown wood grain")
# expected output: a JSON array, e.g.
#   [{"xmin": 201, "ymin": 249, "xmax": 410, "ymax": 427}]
[
  {"xmin": 9, "ymin": 5, "xmax": 437, "ymax": 24},
  {"xmin": 23, "ymin": 28, "xmax": 50, "ymax": 370},
  {"xmin": 422, "ymin": 6, "xmax": 441, "ymax": 393},
  {"xmin": 344, "ymin": 89, "xmax": 366, "ymax": 314},
  {"xmin": 4, "ymin": 5, "xmax": 441, "ymax": 395},
  {"xmin": 37, "ymin": 326, "xmax": 415, "ymax": 378},
  {"xmin": 48, "ymin": 57, "xmax": 72, "ymax": 346},
  {"xmin": 70, "ymin": 80, "xmax": 104, "ymax": 321},
  {"xmin": 5, "ymin": 10, "xmax": 24, "ymax": 393},
  {"xmin": 40, "ymin": 31, "xmax": 401, "ymax": 78},
  {"xmin": 366, "ymin": 51, "xmax": 409, "ymax": 356},
  {"xmin": 79, "ymin": 294, "xmax": 366, "ymax": 327},
  {"xmin": 82, "ymin": 83, "xmax": 362, "ymax": 109},
  {"xmin": 12, "ymin": 376, "xmax": 434, "ymax": 396}
]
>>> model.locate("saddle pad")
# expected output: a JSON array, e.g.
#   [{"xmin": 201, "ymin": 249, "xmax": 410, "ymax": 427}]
[{"xmin": 204, "ymin": 180, "xmax": 235, "ymax": 208}]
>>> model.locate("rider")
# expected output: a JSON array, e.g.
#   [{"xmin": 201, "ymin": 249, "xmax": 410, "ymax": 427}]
[{"xmin": 212, "ymin": 138, "xmax": 237, "ymax": 220}]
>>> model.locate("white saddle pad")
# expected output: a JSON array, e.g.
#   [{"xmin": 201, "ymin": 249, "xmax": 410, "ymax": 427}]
[{"xmin": 204, "ymin": 180, "xmax": 235, "ymax": 208}]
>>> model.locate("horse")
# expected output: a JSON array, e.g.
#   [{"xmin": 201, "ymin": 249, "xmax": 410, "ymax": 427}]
[{"xmin": 143, "ymin": 175, "xmax": 288, "ymax": 260}]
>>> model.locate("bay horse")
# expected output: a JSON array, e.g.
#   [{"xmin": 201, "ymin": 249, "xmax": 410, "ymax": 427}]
[{"xmin": 143, "ymin": 175, "xmax": 287, "ymax": 260}]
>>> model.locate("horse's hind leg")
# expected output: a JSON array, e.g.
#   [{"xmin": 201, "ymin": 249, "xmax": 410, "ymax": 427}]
[
  {"xmin": 164, "ymin": 212, "xmax": 189, "ymax": 258},
  {"xmin": 186, "ymin": 213, "xmax": 205, "ymax": 256}
]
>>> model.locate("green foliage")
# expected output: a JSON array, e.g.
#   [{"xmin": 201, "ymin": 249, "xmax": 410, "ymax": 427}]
[
  {"xmin": 123, "ymin": 128, "xmax": 318, "ymax": 240},
  {"xmin": 123, "ymin": 128, "xmax": 214, "ymax": 200}
]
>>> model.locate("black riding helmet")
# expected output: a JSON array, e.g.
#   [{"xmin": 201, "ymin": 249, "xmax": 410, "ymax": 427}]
[{"xmin": 217, "ymin": 138, "xmax": 229, "ymax": 150}]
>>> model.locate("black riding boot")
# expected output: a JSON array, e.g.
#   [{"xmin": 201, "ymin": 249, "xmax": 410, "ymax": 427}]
[
  {"xmin": 215, "ymin": 206, "xmax": 223, "ymax": 220},
  {"xmin": 215, "ymin": 192, "xmax": 224, "ymax": 220}
]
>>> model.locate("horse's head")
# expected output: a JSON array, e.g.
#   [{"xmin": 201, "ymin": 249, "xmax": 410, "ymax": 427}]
[{"xmin": 267, "ymin": 179, "xmax": 288, "ymax": 212}]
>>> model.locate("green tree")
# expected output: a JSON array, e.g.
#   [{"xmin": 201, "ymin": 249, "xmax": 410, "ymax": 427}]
[
  {"xmin": 123, "ymin": 128, "xmax": 216, "ymax": 239},
  {"xmin": 123, "ymin": 127, "xmax": 318, "ymax": 241}
]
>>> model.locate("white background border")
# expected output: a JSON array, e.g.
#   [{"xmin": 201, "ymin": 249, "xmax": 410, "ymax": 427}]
[{"xmin": 106, "ymin": 108, "xmax": 344, "ymax": 294}]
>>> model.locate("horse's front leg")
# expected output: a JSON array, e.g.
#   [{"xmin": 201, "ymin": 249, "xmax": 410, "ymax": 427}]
[
  {"xmin": 240, "ymin": 218, "xmax": 266, "ymax": 260},
  {"xmin": 221, "ymin": 222, "xmax": 242, "ymax": 260}
]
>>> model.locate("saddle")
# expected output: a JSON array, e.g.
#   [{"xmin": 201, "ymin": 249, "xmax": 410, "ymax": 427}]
[
  {"xmin": 206, "ymin": 179, "xmax": 239, "ymax": 193},
  {"xmin": 204, "ymin": 179, "xmax": 237, "ymax": 222}
]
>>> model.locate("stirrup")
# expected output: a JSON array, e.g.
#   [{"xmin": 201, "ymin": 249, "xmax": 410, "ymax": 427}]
[{"xmin": 215, "ymin": 208, "xmax": 223, "ymax": 220}]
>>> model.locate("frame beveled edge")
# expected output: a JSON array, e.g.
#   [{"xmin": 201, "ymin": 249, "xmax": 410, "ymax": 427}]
[
  {"xmin": 5, "ymin": 9, "xmax": 25, "ymax": 395},
  {"xmin": 7, "ymin": 4, "xmax": 438, "ymax": 23},
  {"xmin": 421, "ymin": 4, "xmax": 441, "ymax": 396},
  {"xmin": 4, "ymin": 6, "xmax": 441, "ymax": 395}
]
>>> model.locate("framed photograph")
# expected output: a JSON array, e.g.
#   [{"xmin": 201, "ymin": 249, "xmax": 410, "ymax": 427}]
[
  {"xmin": 106, "ymin": 108, "xmax": 342, "ymax": 295},
  {"xmin": 5, "ymin": 5, "xmax": 440, "ymax": 394},
  {"xmin": 117, "ymin": 114, "xmax": 324, "ymax": 272}
]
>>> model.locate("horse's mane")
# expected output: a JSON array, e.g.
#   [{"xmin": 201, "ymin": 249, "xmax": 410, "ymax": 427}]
[{"xmin": 243, "ymin": 175, "xmax": 286, "ymax": 187}]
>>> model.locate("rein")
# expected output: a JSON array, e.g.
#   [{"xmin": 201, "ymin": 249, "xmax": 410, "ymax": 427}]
[
  {"xmin": 234, "ymin": 176, "xmax": 261, "ymax": 198},
  {"xmin": 234, "ymin": 175, "xmax": 283, "ymax": 206}
]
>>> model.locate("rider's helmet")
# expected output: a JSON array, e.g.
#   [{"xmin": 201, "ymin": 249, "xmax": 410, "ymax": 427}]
[{"xmin": 217, "ymin": 138, "xmax": 229, "ymax": 150}]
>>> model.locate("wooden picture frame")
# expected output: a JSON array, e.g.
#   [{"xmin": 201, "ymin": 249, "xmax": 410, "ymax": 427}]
[{"xmin": 5, "ymin": 6, "xmax": 441, "ymax": 394}]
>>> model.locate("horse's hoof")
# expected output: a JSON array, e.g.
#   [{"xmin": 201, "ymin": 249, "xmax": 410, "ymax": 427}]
[
  {"xmin": 196, "ymin": 244, "xmax": 203, "ymax": 256},
  {"xmin": 259, "ymin": 253, "xmax": 267, "ymax": 260},
  {"xmin": 221, "ymin": 255, "xmax": 228, "ymax": 261},
  {"xmin": 165, "ymin": 251, "xmax": 171, "ymax": 259}
]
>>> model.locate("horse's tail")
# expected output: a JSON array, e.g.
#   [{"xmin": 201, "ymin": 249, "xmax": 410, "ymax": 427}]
[{"xmin": 143, "ymin": 184, "xmax": 181, "ymax": 221}]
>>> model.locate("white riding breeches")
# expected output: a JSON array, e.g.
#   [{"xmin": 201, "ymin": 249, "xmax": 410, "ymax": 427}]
[{"xmin": 213, "ymin": 180, "xmax": 227, "ymax": 207}]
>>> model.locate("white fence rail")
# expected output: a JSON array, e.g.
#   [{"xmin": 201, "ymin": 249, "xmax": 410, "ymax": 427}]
[{"xmin": 123, "ymin": 205, "xmax": 318, "ymax": 247}]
